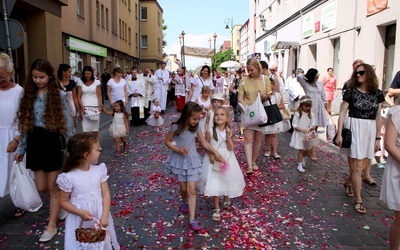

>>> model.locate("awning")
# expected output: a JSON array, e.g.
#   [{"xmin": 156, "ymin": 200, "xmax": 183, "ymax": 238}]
[{"xmin": 271, "ymin": 41, "xmax": 301, "ymax": 51}]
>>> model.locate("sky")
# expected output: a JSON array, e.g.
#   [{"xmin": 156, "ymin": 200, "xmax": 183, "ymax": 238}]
[{"xmin": 157, "ymin": 0, "xmax": 249, "ymax": 70}]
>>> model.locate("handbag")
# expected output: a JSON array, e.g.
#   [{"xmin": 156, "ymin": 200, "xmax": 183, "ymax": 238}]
[
  {"xmin": 9, "ymin": 161, "xmax": 43, "ymax": 212},
  {"xmin": 75, "ymin": 218, "xmax": 106, "ymax": 243},
  {"xmin": 259, "ymin": 97, "xmax": 282, "ymax": 127},
  {"xmin": 326, "ymin": 116, "xmax": 337, "ymax": 143},
  {"xmin": 333, "ymin": 118, "xmax": 352, "ymax": 148},
  {"xmin": 211, "ymin": 140, "xmax": 232, "ymax": 174},
  {"xmin": 238, "ymin": 93, "xmax": 268, "ymax": 127}
]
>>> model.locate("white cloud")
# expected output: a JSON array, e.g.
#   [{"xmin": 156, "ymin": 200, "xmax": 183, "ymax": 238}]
[{"xmin": 165, "ymin": 33, "xmax": 229, "ymax": 71}]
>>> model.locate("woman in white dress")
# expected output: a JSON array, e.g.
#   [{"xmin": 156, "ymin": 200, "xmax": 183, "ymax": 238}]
[
  {"xmin": 77, "ymin": 66, "xmax": 103, "ymax": 137},
  {"xmin": 0, "ymin": 52, "xmax": 24, "ymax": 217},
  {"xmin": 297, "ymin": 68, "xmax": 328, "ymax": 160}
]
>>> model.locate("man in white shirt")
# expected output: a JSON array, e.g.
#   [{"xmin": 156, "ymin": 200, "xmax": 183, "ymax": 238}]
[
  {"xmin": 287, "ymin": 68, "xmax": 305, "ymax": 133},
  {"xmin": 154, "ymin": 62, "xmax": 170, "ymax": 113},
  {"xmin": 127, "ymin": 67, "xmax": 146, "ymax": 126}
]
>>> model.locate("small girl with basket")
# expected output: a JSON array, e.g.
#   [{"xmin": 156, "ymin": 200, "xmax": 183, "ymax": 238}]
[
  {"xmin": 197, "ymin": 106, "xmax": 245, "ymax": 221},
  {"xmin": 164, "ymin": 102, "xmax": 225, "ymax": 231},
  {"xmin": 146, "ymin": 98, "xmax": 164, "ymax": 132},
  {"xmin": 102, "ymin": 100, "xmax": 129, "ymax": 157},
  {"xmin": 56, "ymin": 133, "xmax": 120, "ymax": 250},
  {"xmin": 289, "ymin": 96, "xmax": 317, "ymax": 173}
]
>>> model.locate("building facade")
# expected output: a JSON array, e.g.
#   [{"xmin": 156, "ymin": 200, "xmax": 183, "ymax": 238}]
[
  {"xmin": 1, "ymin": 0, "xmax": 164, "ymax": 83},
  {"xmin": 250, "ymin": 0, "xmax": 399, "ymax": 112}
]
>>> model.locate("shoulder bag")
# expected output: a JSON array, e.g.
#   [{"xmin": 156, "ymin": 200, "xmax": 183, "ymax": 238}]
[{"xmin": 259, "ymin": 94, "xmax": 282, "ymax": 127}]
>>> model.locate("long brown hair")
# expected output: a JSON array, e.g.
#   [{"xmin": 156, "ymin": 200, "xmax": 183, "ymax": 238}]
[
  {"xmin": 172, "ymin": 101, "xmax": 202, "ymax": 136},
  {"xmin": 348, "ymin": 63, "xmax": 379, "ymax": 93},
  {"xmin": 17, "ymin": 59, "xmax": 66, "ymax": 134},
  {"xmin": 62, "ymin": 133, "xmax": 98, "ymax": 173}
]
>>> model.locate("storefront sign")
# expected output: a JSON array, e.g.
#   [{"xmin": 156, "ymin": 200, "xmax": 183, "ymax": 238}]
[
  {"xmin": 367, "ymin": 0, "xmax": 387, "ymax": 16},
  {"xmin": 302, "ymin": 13, "xmax": 314, "ymax": 38},
  {"xmin": 67, "ymin": 37, "xmax": 107, "ymax": 57},
  {"xmin": 321, "ymin": 1, "xmax": 337, "ymax": 32}
]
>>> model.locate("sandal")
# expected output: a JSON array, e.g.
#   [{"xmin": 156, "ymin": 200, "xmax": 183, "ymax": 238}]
[
  {"xmin": 212, "ymin": 209, "xmax": 221, "ymax": 221},
  {"xmin": 223, "ymin": 199, "xmax": 231, "ymax": 208},
  {"xmin": 354, "ymin": 202, "xmax": 366, "ymax": 214},
  {"xmin": 13, "ymin": 208, "xmax": 25, "ymax": 218},
  {"xmin": 363, "ymin": 178, "xmax": 377, "ymax": 186},
  {"xmin": 252, "ymin": 163, "xmax": 259, "ymax": 171},
  {"xmin": 246, "ymin": 166, "xmax": 253, "ymax": 175},
  {"xmin": 344, "ymin": 184, "xmax": 354, "ymax": 197}
]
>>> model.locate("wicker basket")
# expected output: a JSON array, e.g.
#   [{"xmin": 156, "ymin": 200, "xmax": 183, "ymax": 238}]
[
  {"xmin": 303, "ymin": 131, "xmax": 319, "ymax": 150},
  {"xmin": 75, "ymin": 220, "xmax": 106, "ymax": 243}
]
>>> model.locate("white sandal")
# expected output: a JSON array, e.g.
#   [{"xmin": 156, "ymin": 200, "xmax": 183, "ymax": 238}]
[
  {"xmin": 212, "ymin": 209, "xmax": 221, "ymax": 221},
  {"xmin": 223, "ymin": 199, "xmax": 231, "ymax": 208}
]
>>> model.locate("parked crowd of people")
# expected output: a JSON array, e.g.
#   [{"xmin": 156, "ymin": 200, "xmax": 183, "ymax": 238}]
[{"xmin": 1, "ymin": 51, "xmax": 400, "ymax": 248}]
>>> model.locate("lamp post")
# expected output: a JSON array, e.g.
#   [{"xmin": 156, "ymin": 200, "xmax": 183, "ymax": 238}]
[
  {"xmin": 181, "ymin": 31, "xmax": 185, "ymax": 67},
  {"xmin": 208, "ymin": 38, "xmax": 211, "ymax": 48},
  {"xmin": 225, "ymin": 17, "xmax": 235, "ymax": 61},
  {"xmin": 213, "ymin": 33, "xmax": 217, "ymax": 70},
  {"xmin": 178, "ymin": 35, "xmax": 183, "ymax": 66}
]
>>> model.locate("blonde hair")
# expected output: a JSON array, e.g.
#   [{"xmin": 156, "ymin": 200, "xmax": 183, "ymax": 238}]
[
  {"xmin": 246, "ymin": 58, "xmax": 262, "ymax": 78},
  {"xmin": 0, "ymin": 52, "xmax": 14, "ymax": 72}
]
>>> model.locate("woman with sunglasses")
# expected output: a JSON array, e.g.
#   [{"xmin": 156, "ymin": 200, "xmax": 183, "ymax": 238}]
[
  {"xmin": 297, "ymin": 68, "xmax": 328, "ymax": 160},
  {"xmin": 336, "ymin": 63, "xmax": 384, "ymax": 214}
]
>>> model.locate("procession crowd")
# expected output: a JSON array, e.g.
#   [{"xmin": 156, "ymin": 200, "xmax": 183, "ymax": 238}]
[{"xmin": 1, "ymin": 51, "xmax": 400, "ymax": 249}]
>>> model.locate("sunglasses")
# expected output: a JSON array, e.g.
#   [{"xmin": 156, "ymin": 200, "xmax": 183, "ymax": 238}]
[{"xmin": 356, "ymin": 70, "xmax": 365, "ymax": 76}]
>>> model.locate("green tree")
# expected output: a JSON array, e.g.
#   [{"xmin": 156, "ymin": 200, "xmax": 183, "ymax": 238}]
[
  {"xmin": 162, "ymin": 20, "xmax": 168, "ymax": 60},
  {"xmin": 213, "ymin": 48, "xmax": 234, "ymax": 71}
]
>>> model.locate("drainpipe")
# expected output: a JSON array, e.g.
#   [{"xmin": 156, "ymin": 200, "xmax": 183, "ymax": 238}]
[{"xmin": 138, "ymin": 1, "xmax": 142, "ymax": 68}]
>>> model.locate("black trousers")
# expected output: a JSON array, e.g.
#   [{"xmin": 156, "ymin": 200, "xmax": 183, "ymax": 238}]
[{"xmin": 130, "ymin": 107, "xmax": 146, "ymax": 126}]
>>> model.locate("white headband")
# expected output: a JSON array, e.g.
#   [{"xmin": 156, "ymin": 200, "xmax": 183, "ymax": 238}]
[{"xmin": 299, "ymin": 97, "xmax": 313, "ymax": 104}]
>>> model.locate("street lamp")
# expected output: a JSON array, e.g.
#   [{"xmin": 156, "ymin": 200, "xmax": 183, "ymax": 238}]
[
  {"xmin": 213, "ymin": 33, "xmax": 217, "ymax": 70},
  {"xmin": 178, "ymin": 35, "xmax": 183, "ymax": 65},
  {"xmin": 224, "ymin": 17, "xmax": 233, "ymax": 48},
  {"xmin": 181, "ymin": 31, "xmax": 185, "ymax": 67}
]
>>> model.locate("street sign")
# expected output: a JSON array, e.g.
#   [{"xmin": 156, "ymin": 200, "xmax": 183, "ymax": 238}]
[
  {"xmin": 0, "ymin": 0, "xmax": 16, "ymax": 15},
  {"xmin": 0, "ymin": 18, "xmax": 25, "ymax": 50}
]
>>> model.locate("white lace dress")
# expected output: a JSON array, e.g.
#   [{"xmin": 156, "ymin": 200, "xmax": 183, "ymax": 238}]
[{"xmin": 56, "ymin": 163, "xmax": 120, "ymax": 250}]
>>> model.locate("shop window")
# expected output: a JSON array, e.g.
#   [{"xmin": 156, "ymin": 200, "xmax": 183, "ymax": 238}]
[
  {"xmin": 115, "ymin": 58, "xmax": 120, "ymax": 68},
  {"xmin": 69, "ymin": 51, "xmax": 83, "ymax": 76},
  {"xmin": 91, "ymin": 56, "xmax": 100, "ymax": 78}
]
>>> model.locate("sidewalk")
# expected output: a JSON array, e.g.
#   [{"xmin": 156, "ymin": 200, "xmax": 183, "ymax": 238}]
[{"xmin": 0, "ymin": 105, "xmax": 390, "ymax": 249}]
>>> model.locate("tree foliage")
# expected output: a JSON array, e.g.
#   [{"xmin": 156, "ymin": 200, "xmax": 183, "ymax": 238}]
[{"xmin": 212, "ymin": 48, "xmax": 234, "ymax": 71}]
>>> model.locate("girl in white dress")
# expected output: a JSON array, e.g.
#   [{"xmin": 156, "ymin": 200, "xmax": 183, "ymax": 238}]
[
  {"xmin": 263, "ymin": 81, "xmax": 285, "ymax": 159},
  {"xmin": 146, "ymin": 98, "xmax": 164, "ymax": 132},
  {"xmin": 195, "ymin": 86, "xmax": 211, "ymax": 135},
  {"xmin": 289, "ymin": 96, "xmax": 316, "ymax": 173},
  {"xmin": 57, "ymin": 133, "xmax": 120, "ymax": 250},
  {"xmin": 197, "ymin": 106, "xmax": 246, "ymax": 221},
  {"xmin": 102, "ymin": 100, "xmax": 129, "ymax": 157}
]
